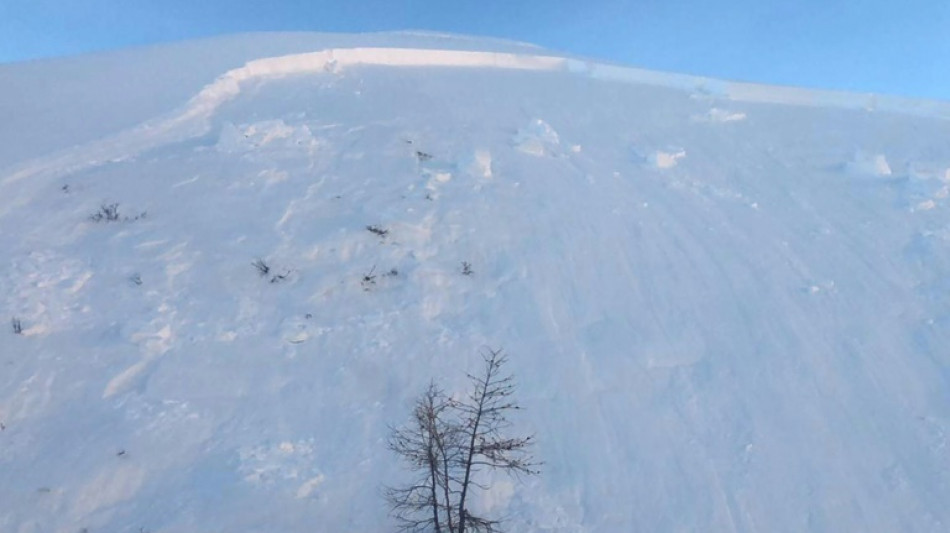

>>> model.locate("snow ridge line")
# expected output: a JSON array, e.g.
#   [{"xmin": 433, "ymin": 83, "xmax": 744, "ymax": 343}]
[
  {"xmin": 0, "ymin": 48, "xmax": 567, "ymax": 188},
  {"xmin": 177, "ymin": 47, "xmax": 950, "ymax": 128},
  {"xmin": 174, "ymin": 48, "xmax": 568, "ymax": 126},
  {"xmin": 4, "ymin": 46, "xmax": 950, "ymax": 188}
]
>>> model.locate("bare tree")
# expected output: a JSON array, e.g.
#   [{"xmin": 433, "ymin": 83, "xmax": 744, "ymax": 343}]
[
  {"xmin": 387, "ymin": 383, "xmax": 458, "ymax": 532},
  {"xmin": 387, "ymin": 349, "xmax": 538, "ymax": 532},
  {"xmin": 454, "ymin": 348, "xmax": 538, "ymax": 532}
]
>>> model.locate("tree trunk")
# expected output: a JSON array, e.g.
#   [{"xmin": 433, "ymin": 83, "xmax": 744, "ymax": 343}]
[{"xmin": 456, "ymin": 366, "xmax": 494, "ymax": 532}]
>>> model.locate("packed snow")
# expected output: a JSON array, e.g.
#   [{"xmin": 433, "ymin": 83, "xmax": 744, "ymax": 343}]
[{"xmin": 1, "ymin": 32, "xmax": 950, "ymax": 532}]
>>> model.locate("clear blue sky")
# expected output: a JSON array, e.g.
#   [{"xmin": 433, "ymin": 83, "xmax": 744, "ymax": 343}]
[{"xmin": 2, "ymin": 0, "xmax": 949, "ymax": 100}]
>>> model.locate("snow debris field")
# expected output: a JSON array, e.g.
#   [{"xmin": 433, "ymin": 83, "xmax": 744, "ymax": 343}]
[{"xmin": 1, "ymin": 32, "xmax": 950, "ymax": 532}]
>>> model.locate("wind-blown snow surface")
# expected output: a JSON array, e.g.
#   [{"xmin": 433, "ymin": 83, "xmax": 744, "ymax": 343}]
[{"xmin": 2, "ymin": 32, "xmax": 950, "ymax": 532}]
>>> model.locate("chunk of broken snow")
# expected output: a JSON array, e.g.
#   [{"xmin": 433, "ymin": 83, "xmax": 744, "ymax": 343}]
[
  {"xmin": 650, "ymin": 148, "xmax": 686, "ymax": 169},
  {"xmin": 280, "ymin": 316, "xmax": 311, "ymax": 344},
  {"xmin": 514, "ymin": 119, "xmax": 560, "ymax": 156},
  {"xmin": 845, "ymin": 152, "xmax": 892, "ymax": 177},
  {"xmin": 296, "ymin": 474, "xmax": 326, "ymax": 499},
  {"xmin": 915, "ymin": 199, "xmax": 936, "ymax": 211},
  {"xmin": 694, "ymin": 108, "xmax": 747, "ymax": 123},
  {"xmin": 423, "ymin": 167, "xmax": 453, "ymax": 190},
  {"xmin": 217, "ymin": 120, "xmax": 318, "ymax": 153},
  {"xmin": 460, "ymin": 149, "xmax": 493, "ymax": 178}
]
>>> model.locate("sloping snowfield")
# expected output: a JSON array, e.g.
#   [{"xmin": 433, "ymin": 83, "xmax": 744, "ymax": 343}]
[{"xmin": 2, "ymin": 32, "xmax": 949, "ymax": 532}]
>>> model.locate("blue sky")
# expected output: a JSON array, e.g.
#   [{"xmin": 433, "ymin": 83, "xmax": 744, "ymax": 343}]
[{"xmin": 2, "ymin": 0, "xmax": 948, "ymax": 100}]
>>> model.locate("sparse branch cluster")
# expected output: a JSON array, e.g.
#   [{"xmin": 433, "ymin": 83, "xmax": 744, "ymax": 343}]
[
  {"xmin": 387, "ymin": 349, "xmax": 538, "ymax": 532},
  {"xmin": 88, "ymin": 202, "xmax": 147, "ymax": 223}
]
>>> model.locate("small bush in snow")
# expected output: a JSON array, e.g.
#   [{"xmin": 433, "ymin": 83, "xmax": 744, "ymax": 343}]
[
  {"xmin": 89, "ymin": 203, "xmax": 121, "ymax": 222},
  {"xmin": 252, "ymin": 258, "xmax": 271, "ymax": 277},
  {"xmin": 253, "ymin": 258, "xmax": 291, "ymax": 284},
  {"xmin": 361, "ymin": 265, "xmax": 378, "ymax": 291},
  {"xmin": 366, "ymin": 225, "xmax": 389, "ymax": 238},
  {"xmin": 11, "ymin": 317, "xmax": 23, "ymax": 335},
  {"xmin": 269, "ymin": 270, "xmax": 292, "ymax": 284},
  {"xmin": 461, "ymin": 262, "xmax": 473, "ymax": 276},
  {"xmin": 89, "ymin": 203, "xmax": 146, "ymax": 222}
]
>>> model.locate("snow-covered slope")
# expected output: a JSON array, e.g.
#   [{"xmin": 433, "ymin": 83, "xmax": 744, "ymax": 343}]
[{"xmin": 2, "ymin": 32, "xmax": 950, "ymax": 532}]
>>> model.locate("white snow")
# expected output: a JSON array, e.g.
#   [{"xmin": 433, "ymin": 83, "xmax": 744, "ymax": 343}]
[{"xmin": 2, "ymin": 32, "xmax": 950, "ymax": 533}]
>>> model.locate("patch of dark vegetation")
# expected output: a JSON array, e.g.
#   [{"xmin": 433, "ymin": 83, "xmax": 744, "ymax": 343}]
[
  {"xmin": 253, "ymin": 258, "xmax": 292, "ymax": 284},
  {"xmin": 361, "ymin": 265, "xmax": 378, "ymax": 291},
  {"xmin": 366, "ymin": 225, "xmax": 389, "ymax": 238},
  {"xmin": 89, "ymin": 203, "xmax": 146, "ymax": 223},
  {"xmin": 253, "ymin": 258, "xmax": 271, "ymax": 277},
  {"xmin": 270, "ymin": 270, "xmax": 292, "ymax": 284},
  {"xmin": 89, "ymin": 203, "xmax": 121, "ymax": 222}
]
